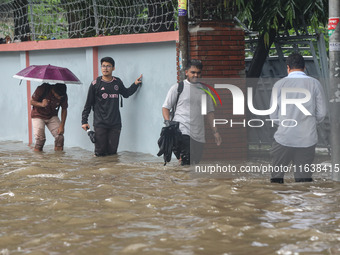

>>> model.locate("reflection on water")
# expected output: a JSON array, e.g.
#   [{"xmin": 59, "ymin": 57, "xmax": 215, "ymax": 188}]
[{"xmin": 0, "ymin": 141, "xmax": 339, "ymax": 255}]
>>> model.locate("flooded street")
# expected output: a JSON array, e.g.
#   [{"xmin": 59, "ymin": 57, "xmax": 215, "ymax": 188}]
[{"xmin": 1, "ymin": 141, "xmax": 340, "ymax": 255}]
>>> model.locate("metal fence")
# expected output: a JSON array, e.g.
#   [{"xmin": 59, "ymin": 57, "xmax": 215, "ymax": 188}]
[{"xmin": 0, "ymin": 0, "xmax": 177, "ymax": 42}]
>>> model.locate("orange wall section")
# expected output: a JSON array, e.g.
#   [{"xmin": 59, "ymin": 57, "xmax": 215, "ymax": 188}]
[{"xmin": 0, "ymin": 31, "xmax": 179, "ymax": 52}]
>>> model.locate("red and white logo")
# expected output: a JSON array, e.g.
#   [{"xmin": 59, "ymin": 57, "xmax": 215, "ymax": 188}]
[
  {"xmin": 328, "ymin": 17, "xmax": 340, "ymax": 30},
  {"xmin": 102, "ymin": 93, "xmax": 108, "ymax": 99}
]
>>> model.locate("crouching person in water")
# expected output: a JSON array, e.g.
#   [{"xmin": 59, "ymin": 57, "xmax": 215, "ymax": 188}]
[{"xmin": 31, "ymin": 83, "xmax": 68, "ymax": 151}]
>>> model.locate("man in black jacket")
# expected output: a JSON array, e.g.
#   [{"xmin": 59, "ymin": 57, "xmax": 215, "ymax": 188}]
[{"xmin": 81, "ymin": 57, "xmax": 142, "ymax": 156}]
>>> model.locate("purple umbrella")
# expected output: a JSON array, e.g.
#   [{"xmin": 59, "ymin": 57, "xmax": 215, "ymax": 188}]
[{"xmin": 13, "ymin": 64, "xmax": 82, "ymax": 84}]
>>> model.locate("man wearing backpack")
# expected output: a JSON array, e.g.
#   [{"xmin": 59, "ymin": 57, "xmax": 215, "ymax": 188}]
[
  {"xmin": 81, "ymin": 57, "xmax": 142, "ymax": 156},
  {"xmin": 31, "ymin": 83, "xmax": 68, "ymax": 152},
  {"xmin": 162, "ymin": 59, "xmax": 222, "ymax": 165}
]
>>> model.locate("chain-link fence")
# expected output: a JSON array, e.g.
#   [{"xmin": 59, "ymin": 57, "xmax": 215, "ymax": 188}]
[{"xmin": 0, "ymin": 0, "xmax": 177, "ymax": 42}]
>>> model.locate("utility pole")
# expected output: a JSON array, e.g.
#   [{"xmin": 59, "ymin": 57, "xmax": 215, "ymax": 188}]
[
  {"xmin": 329, "ymin": 0, "xmax": 340, "ymax": 181},
  {"xmin": 178, "ymin": 0, "xmax": 188, "ymax": 81}
]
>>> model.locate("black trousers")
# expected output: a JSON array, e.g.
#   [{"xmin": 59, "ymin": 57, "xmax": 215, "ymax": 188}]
[
  {"xmin": 94, "ymin": 127, "xmax": 121, "ymax": 156},
  {"xmin": 270, "ymin": 140, "xmax": 315, "ymax": 183},
  {"xmin": 180, "ymin": 135, "xmax": 204, "ymax": 165}
]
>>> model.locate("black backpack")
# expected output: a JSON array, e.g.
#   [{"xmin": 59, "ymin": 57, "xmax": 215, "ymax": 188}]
[{"xmin": 170, "ymin": 80, "xmax": 184, "ymax": 120}]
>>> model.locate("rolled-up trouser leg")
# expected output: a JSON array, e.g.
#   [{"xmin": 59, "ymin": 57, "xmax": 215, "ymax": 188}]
[
  {"xmin": 54, "ymin": 135, "xmax": 64, "ymax": 150},
  {"xmin": 45, "ymin": 116, "xmax": 64, "ymax": 150},
  {"xmin": 32, "ymin": 118, "xmax": 46, "ymax": 151}
]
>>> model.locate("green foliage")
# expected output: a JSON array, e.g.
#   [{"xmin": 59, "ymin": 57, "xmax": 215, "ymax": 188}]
[
  {"xmin": 235, "ymin": 0, "xmax": 328, "ymax": 44},
  {"xmin": 0, "ymin": 23, "xmax": 14, "ymax": 37},
  {"xmin": 28, "ymin": 0, "xmax": 68, "ymax": 39},
  {"xmin": 2, "ymin": 0, "xmax": 176, "ymax": 40}
]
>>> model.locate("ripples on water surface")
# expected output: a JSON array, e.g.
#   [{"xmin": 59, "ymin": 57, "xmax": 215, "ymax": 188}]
[{"xmin": 0, "ymin": 141, "xmax": 340, "ymax": 255}]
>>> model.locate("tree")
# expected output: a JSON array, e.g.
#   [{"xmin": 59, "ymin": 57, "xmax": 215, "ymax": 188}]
[{"xmin": 235, "ymin": 0, "xmax": 328, "ymax": 78}]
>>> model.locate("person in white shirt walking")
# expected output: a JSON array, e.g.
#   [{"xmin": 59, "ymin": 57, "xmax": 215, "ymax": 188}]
[
  {"xmin": 162, "ymin": 59, "xmax": 222, "ymax": 165},
  {"xmin": 269, "ymin": 52, "xmax": 327, "ymax": 183}
]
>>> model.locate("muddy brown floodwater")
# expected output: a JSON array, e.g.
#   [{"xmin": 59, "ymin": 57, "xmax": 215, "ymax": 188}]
[{"xmin": 0, "ymin": 141, "xmax": 339, "ymax": 255}]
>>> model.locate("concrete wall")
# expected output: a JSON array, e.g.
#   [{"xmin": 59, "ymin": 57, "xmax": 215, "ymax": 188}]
[
  {"xmin": 0, "ymin": 32, "xmax": 178, "ymax": 156},
  {"xmin": 1, "ymin": 52, "xmax": 27, "ymax": 141}
]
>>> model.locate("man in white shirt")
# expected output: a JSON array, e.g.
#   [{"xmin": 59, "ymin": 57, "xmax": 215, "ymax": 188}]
[
  {"xmin": 162, "ymin": 59, "xmax": 222, "ymax": 165},
  {"xmin": 270, "ymin": 53, "xmax": 327, "ymax": 183}
]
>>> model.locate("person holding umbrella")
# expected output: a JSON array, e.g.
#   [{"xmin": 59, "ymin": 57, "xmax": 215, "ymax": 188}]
[
  {"xmin": 13, "ymin": 64, "xmax": 81, "ymax": 152},
  {"xmin": 31, "ymin": 83, "xmax": 68, "ymax": 152},
  {"xmin": 81, "ymin": 57, "xmax": 142, "ymax": 156}
]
